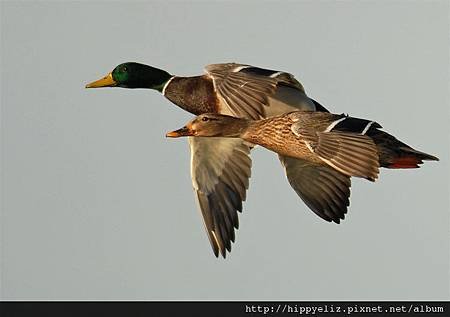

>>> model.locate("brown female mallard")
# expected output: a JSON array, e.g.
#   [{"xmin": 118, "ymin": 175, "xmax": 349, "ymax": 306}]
[{"xmin": 167, "ymin": 111, "xmax": 438, "ymax": 225}]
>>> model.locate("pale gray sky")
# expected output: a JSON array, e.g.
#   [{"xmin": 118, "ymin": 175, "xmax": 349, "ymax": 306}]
[{"xmin": 1, "ymin": 1, "xmax": 449, "ymax": 300}]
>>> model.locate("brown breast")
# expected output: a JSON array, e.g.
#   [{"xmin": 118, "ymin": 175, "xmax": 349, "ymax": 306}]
[{"xmin": 164, "ymin": 76, "xmax": 219, "ymax": 115}]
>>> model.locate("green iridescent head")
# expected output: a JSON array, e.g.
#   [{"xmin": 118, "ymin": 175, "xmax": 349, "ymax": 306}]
[{"xmin": 86, "ymin": 62, "xmax": 172, "ymax": 91}]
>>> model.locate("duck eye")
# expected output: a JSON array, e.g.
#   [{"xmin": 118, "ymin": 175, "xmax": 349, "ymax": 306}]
[
  {"xmin": 201, "ymin": 117, "xmax": 209, "ymax": 122},
  {"xmin": 122, "ymin": 66, "xmax": 127, "ymax": 72}
]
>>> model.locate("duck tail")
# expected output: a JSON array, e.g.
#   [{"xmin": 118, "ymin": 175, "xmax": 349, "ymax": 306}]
[
  {"xmin": 365, "ymin": 129, "xmax": 439, "ymax": 169},
  {"xmin": 317, "ymin": 112, "xmax": 438, "ymax": 168}
]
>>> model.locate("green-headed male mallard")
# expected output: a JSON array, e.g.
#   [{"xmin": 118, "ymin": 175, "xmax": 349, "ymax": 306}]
[
  {"xmin": 167, "ymin": 112, "xmax": 438, "ymax": 221},
  {"xmin": 86, "ymin": 62, "xmax": 438, "ymax": 258}
]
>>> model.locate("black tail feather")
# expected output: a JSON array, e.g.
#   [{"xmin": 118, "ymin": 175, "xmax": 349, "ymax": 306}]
[{"xmin": 366, "ymin": 128, "xmax": 438, "ymax": 168}]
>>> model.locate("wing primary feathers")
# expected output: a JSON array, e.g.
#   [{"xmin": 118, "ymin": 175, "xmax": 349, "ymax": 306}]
[{"xmin": 189, "ymin": 137, "xmax": 251, "ymax": 258}]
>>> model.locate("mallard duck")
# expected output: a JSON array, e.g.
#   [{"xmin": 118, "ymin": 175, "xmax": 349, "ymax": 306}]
[
  {"xmin": 167, "ymin": 112, "xmax": 438, "ymax": 221},
  {"xmin": 86, "ymin": 62, "xmax": 438, "ymax": 257}
]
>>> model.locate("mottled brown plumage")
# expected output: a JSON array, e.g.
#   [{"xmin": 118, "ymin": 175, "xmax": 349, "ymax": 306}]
[{"xmin": 244, "ymin": 115, "xmax": 309, "ymax": 159}]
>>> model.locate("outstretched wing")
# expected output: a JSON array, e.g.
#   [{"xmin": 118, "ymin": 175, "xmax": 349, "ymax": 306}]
[
  {"xmin": 205, "ymin": 63, "xmax": 315, "ymax": 120},
  {"xmin": 279, "ymin": 156, "xmax": 351, "ymax": 223},
  {"xmin": 189, "ymin": 137, "xmax": 252, "ymax": 258}
]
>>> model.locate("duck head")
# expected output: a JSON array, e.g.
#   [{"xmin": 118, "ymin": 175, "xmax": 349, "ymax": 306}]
[
  {"xmin": 85, "ymin": 62, "xmax": 172, "ymax": 91},
  {"xmin": 166, "ymin": 114, "xmax": 248, "ymax": 138}
]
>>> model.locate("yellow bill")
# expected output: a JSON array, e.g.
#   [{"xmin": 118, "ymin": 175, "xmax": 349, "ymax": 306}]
[{"xmin": 85, "ymin": 72, "xmax": 117, "ymax": 88}]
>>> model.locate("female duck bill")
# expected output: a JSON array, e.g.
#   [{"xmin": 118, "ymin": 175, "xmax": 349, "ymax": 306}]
[{"xmin": 166, "ymin": 126, "xmax": 193, "ymax": 138}]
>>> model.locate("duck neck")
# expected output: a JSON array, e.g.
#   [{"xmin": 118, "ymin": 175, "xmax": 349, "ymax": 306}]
[
  {"xmin": 129, "ymin": 65, "xmax": 173, "ymax": 90},
  {"xmin": 218, "ymin": 119, "xmax": 251, "ymax": 138}
]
